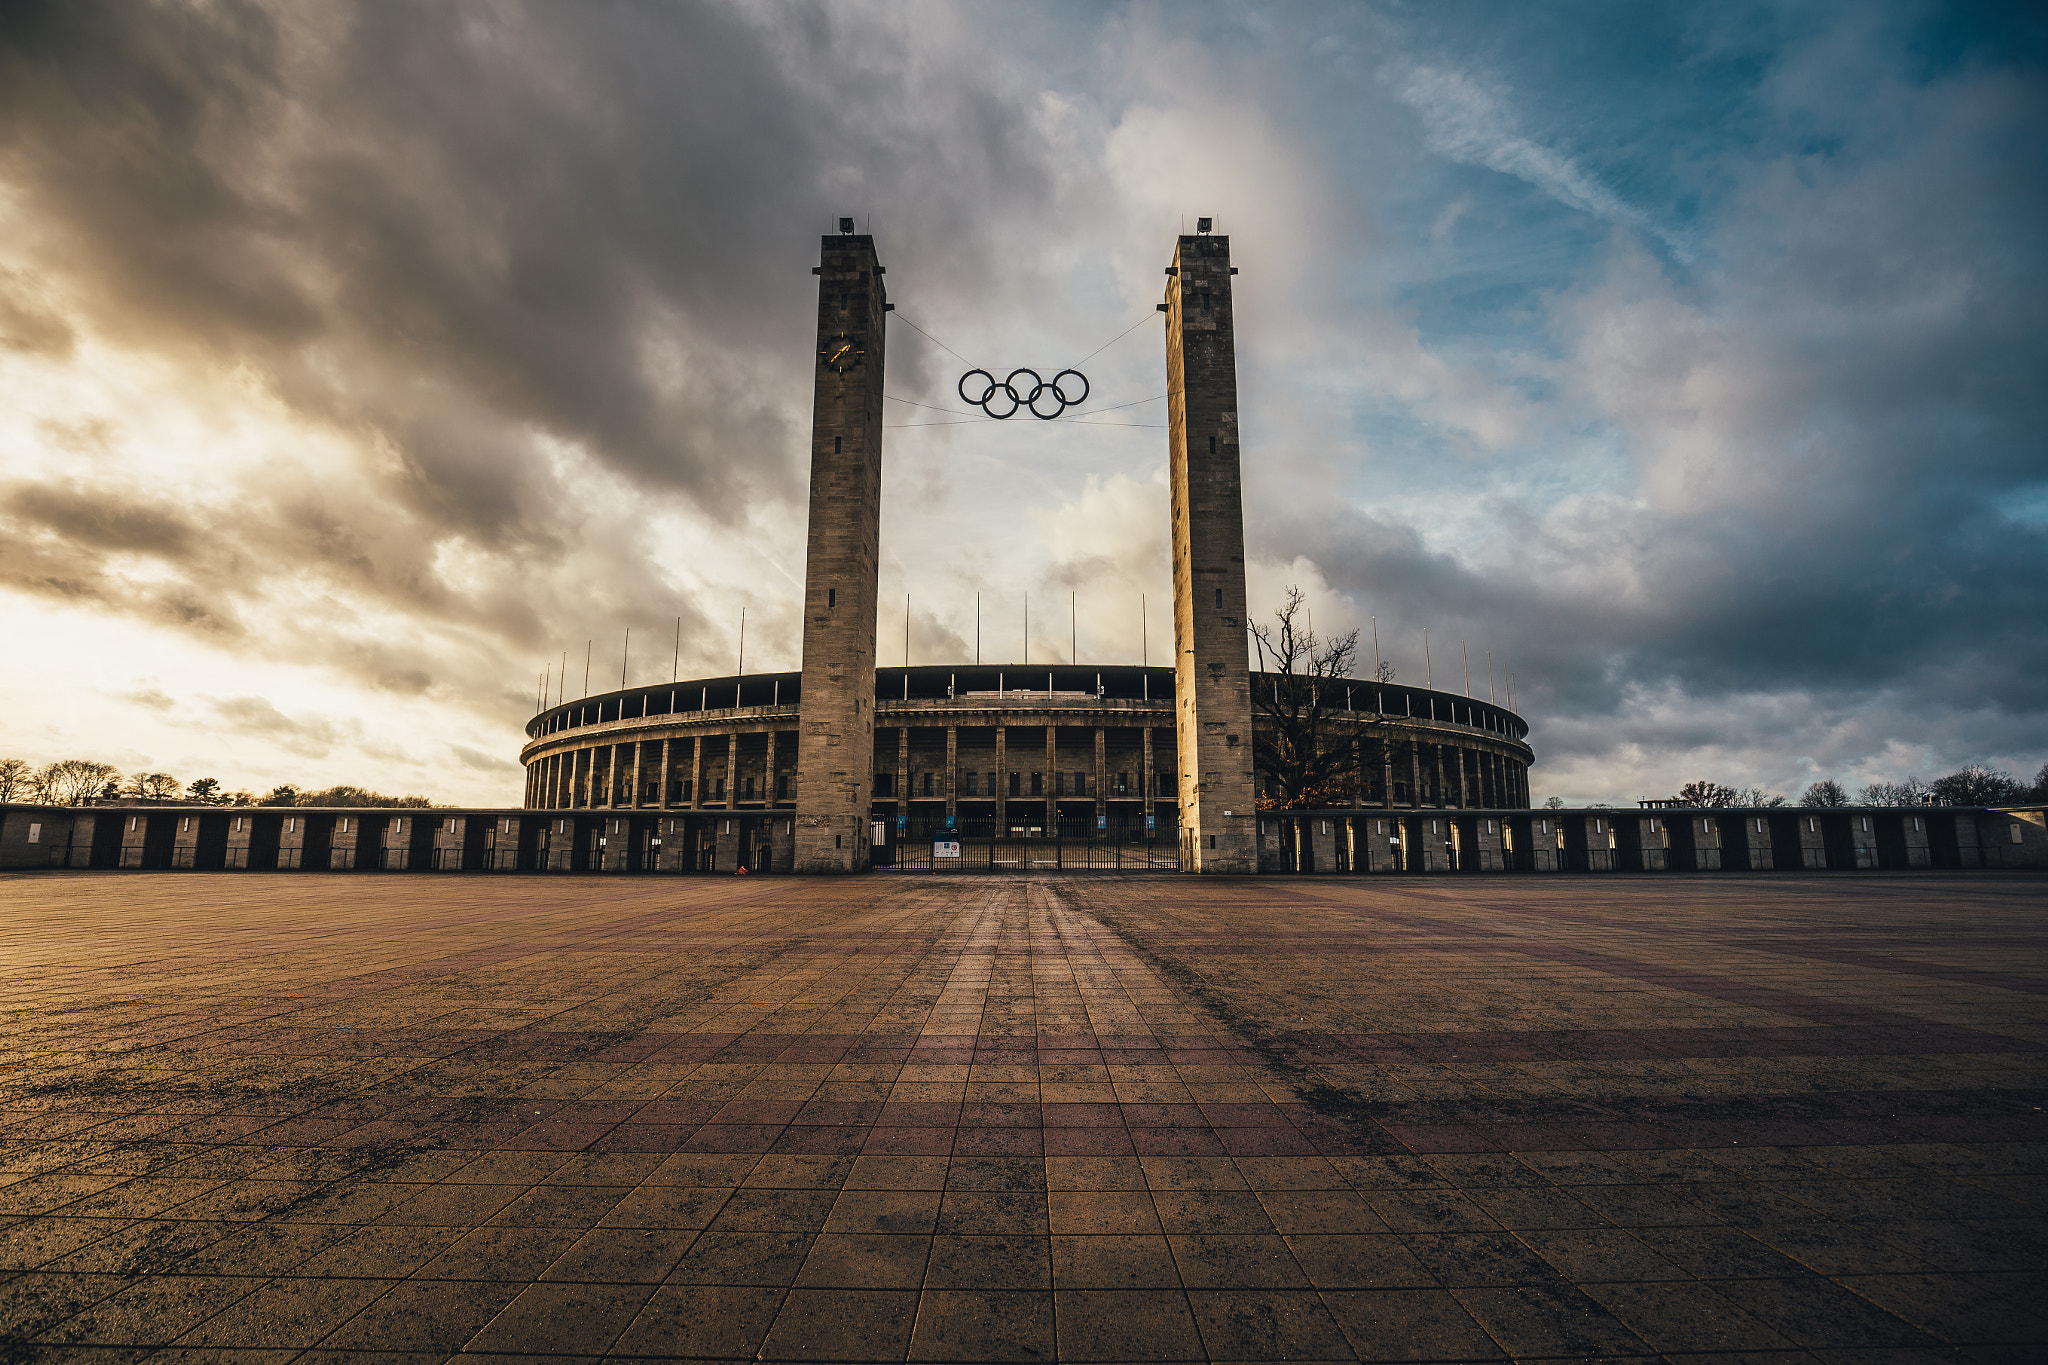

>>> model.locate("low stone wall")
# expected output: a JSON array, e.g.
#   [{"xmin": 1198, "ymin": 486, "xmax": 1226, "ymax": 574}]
[{"xmin": 6, "ymin": 802, "xmax": 2042, "ymax": 874}]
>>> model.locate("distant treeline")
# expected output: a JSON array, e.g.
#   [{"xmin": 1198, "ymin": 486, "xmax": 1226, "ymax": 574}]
[
  {"xmin": 0, "ymin": 760, "xmax": 434, "ymax": 809},
  {"xmin": 1574, "ymin": 765, "xmax": 2048, "ymax": 810}
]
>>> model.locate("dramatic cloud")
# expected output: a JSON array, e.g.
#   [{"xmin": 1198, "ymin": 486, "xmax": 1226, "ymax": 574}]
[{"xmin": 1, "ymin": 0, "xmax": 2042, "ymax": 804}]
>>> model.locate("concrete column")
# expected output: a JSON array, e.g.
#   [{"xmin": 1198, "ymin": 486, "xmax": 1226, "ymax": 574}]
[
  {"xmin": 1142, "ymin": 725, "xmax": 1156, "ymax": 832},
  {"xmin": 1094, "ymin": 727, "xmax": 1107, "ymax": 835},
  {"xmin": 1382, "ymin": 740, "xmax": 1396, "ymax": 809},
  {"xmin": 657, "ymin": 738, "xmax": 671, "ymax": 808},
  {"xmin": 724, "ymin": 739, "xmax": 739, "ymax": 812},
  {"xmin": 995, "ymin": 726, "xmax": 1008, "ymax": 831},
  {"xmin": 1164, "ymin": 230, "xmax": 1257, "ymax": 872},
  {"xmin": 1433, "ymin": 746, "xmax": 1447, "ymax": 808},
  {"xmin": 944, "ymin": 726, "xmax": 958, "ymax": 826},
  {"xmin": 896, "ymin": 728, "xmax": 910, "ymax": 828},
  {"xmin": 631, "ymin": 742, "xmax": 645, "ymax": 808},
  {"xmin": 1407, "ymin": 743, "xmax": 1422, "ymax": 809},
  {"xmin": 1455, "ymin": 748, "xmax": 1468, "ymax": 808},
  {"xmin": 793, "ymin": 229, "xmax": 888, "ymax": 871},
  {"xmin": 1044, "ymin": 726, "xmax": 1058, "ymax": 831},
  {"xmin": 765, "ymin": 729, "xmax": 778, "ymax": 806}
]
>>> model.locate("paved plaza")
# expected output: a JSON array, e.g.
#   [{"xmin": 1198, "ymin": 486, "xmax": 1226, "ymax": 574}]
[{"xmin": 1, "ymin": 871, "xmax": 2044, "ymax": 1362}]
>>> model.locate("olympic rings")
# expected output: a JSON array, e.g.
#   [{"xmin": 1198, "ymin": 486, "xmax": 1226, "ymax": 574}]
[{"xmin": 958, "ymin": 367, "xmax": 1090, "ymax": 420}]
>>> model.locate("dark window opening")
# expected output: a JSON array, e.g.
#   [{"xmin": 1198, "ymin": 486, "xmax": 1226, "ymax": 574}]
[
  {"xmin": 1008, "ymin": 771, "xmax": 1020, "ymax": 796},
  {"xmin": 1215, "ymin": 588, "xmax": 1223, "ymax": 609},
  {"xmin": 828, "ymin": 588, "xmax": 836, "ymax": 608},
  {"xmin": 1208, "ymin": 435, "xmax": 1216, "ymax": 454},
  {"xmin": 1030, "ymin": 772, "xmax": 1043, "ymax": 796},
  {"xmin": 834, "ymin": 436, "xmax": 842, "ymax": 454}
]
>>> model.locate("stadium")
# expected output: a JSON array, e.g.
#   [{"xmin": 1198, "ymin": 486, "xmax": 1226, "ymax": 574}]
[{"xmin": 517, "ymin": 664, "xmax": 1533, "ymax": 873}]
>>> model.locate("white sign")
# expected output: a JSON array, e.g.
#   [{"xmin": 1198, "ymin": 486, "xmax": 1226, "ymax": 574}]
[{"xmin": 933, "ymin": 841, "xmax": 961, "ymax": 859}]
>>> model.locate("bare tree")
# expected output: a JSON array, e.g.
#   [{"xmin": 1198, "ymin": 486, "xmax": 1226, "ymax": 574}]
[
  {"xmin": 1249, "ymin": 587, "xmax": 1362, "ymax": 806},
  {"xmin": 1860, "ymin": 778, "xmax": 1931, "ymax": 807},
  {"xmin": 128, "ymin": 772, "xmax": 181, "ymax": 800},
  {"xmin": 38, "ymin": 760, "xmax": 121, "ymax": 806},
  {"xmin": 1798, "ymin": 779, "xmax": 1849, "ymax": 808},
  {"xmin": 1929, "ymin": 765, "xmax": 2024, "ymax": 806},
  {"xmin": 1733, "ymin": 787, "xmax": 1787, "ymax": 807},
  {"xmin": 1373, "ymin": 659, "xmax": 1396, "ymax": 682},
  {"xmin": 1676, "ymin": 780, "xmax": 1738, "ymax": 807},
  {"xmin": 0, "ymin": 758, "xmax": 29, "ymax": 802},
  {"xmin": 1543, "ymin": 795, "xmax": 1565, "ymax": 810}
]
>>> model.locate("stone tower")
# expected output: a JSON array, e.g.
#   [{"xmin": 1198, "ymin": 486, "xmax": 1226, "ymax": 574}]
[
  {"xmin": 793, "ymin": 229, "xmax": 887, "ymax": 872},
  {"xmin": 1165, "ymin": 230, "xmax": 1258, "ymax": 873}
]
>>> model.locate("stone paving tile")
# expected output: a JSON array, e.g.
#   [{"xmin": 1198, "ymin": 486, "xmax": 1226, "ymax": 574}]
[{"xmin": 0, "ymin": 869, "xmax": 2042, "ymax": 1361}]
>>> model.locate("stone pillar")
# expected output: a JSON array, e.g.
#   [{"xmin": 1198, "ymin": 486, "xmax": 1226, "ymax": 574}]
[
  {"xmin": 1142, "ymin": 725, "xmax": 1156, "ymax": 836},
  {"xmin": 658, "ymin": 738, "xmax": 672, "ymax": 808},
  {"xmin": 794, "ymin": 228, "xmax": 888, "ymax": 871},
  {"xmin": 944, "ymin": 725, "xmax": 958, "ymax": 827},
  {"xmin": 1044, "ymin": 726, "xmax": 1058, "ymax": 832},
  {"xmin": 631, "ymin": 741, "xmax": 645, "ymax": 807},
  {"xmin": 724, "ymin": 738, "xmax": 739, "ymax": 811},
  {"xmin": 994, "ymin": 726, "xmax": 1008, "ymax": 831},
  {"xmin": 688, "ymin": 736, "xmax": 703, "ymax": 809},
  {"xmin": 1165, "ymin": 230, "xmax": 1257, "ymax": 872},
  {"xmin": 1094, "ymin": 727, "xmax": 1107, "ymax": 836},
  {"xmin": 764, "ymin": 729, "xmax": 778, "ymax": 806},
  {"xmin": 1455, "ymin": 748, "xmax": 1468, "ymax": 809},
  {"xmin": 896, "ymin": 728, "xmax": 911, "ymax": 830},
  {"xmin": 1382, "ymin": 740, "xmax": 1396, "ymax": 809}
]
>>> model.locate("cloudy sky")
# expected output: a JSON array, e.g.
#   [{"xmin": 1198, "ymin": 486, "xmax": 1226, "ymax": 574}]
[{"xmin": 3, "ymin": 0, "xmax": 2043, "ymax": 806}]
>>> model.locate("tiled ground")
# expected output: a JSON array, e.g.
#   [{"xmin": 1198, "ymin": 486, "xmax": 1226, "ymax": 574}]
[{"xmin": 0, "ymin": 871, "xmax": 2043, "ymax": 1363}]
